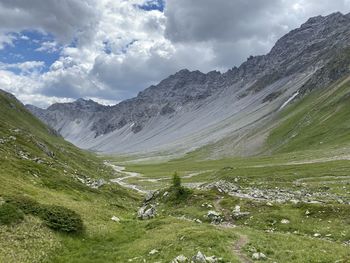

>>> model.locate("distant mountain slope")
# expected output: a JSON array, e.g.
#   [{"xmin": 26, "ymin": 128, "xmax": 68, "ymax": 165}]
[{"xmin": 27, "ymin": 12, "xmax": 350, "ymax": 155}]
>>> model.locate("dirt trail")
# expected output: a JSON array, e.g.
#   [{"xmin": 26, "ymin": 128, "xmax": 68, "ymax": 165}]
[
  {"xmin": 233, "ymin": 235, "xmax": 253, "ymax": 263},
  {"xmin": 105, "ymin": 162, "xmax": 148, "ymax": 194}
]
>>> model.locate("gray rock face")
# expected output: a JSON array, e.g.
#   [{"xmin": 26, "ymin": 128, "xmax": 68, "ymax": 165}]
[
  {"xmin": 27, "ymin": 12, "xmax": 350, "ymax": 155},
  {"xmin": 137, "ymin": 204, "xmax": 156, "ymax": 220}
]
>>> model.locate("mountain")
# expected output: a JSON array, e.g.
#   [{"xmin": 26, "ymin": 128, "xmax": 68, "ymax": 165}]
[{"xmin": 27, "ymin": 12, "xmax": 350, "ymax": 155}]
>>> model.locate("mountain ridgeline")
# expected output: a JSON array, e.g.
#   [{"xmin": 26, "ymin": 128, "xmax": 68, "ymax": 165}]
[{"xmin": 27, "ymin": 12, "xmax": 350, "ymax": 155}]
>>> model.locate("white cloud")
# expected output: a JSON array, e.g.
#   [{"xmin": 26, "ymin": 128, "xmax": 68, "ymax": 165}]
[
  {"xmin": 0, "ymin": 0, "xmax": 349, "ymax": 107},
  {"xmin": 0, "ymin": 61, "xmax": 44, "ymax": 73},
  {"xmin": 35, "ymin": 41, "xmax": 59, "ymax": 53}
]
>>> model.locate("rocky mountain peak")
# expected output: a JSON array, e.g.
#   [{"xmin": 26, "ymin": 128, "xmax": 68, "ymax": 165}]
[{"xmin": 47, "ymin": 98, "xmax": 104, "ymax": 112}]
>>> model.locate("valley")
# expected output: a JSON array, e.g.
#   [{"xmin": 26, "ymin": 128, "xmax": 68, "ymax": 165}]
[{"xmin": 1, "ymin": 11, "xmax": 350, "ymax": 263}]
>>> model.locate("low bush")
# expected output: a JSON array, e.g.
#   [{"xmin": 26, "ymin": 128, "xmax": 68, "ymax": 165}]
[
  {"xmin": 4, "ymin": 195, "xmax": 84, "ymax": 234},
  {"xmin": 40, "ymin": 205, "xmax": 84, "ymax": 234},
  {"xmin": 0, "ymin": 203, "xmax": 24, "ymax": 225},
  {"xmin": 5, "ymin": 195, "xmax": 41, "ymax": 215}
]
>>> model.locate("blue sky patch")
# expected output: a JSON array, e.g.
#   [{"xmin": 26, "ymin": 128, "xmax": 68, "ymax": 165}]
[
  {"xmin": 0, "ymin": 30, "xmax": 61, "ymax": 73},
  {"xmin": 138, "ymin": 0, "xmax": 164, "ymax": 12}
]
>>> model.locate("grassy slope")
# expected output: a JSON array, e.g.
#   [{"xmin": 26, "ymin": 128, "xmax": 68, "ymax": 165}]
[{"xmin": 268, "ymin": 76, "xmax": 350, "ymax": 153}]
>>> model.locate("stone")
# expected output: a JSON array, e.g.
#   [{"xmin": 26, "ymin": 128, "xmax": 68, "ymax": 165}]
[
  {"xmin": 111, "ymin": 216, "xmax": 120, "ymax": 222},
  {"xmin": 144, "ymin": 191, "xmax": 155, "ymax": 202},
  {"xmin": 252, "ymin": 252, "xmax": 266, "ymax": 260},
  {"xmin": 192, "ymin": 251, "xmax": 207, "ymax": 263},
  {"xmin": 204, "ymin": 180, "xmax": 239, "ymax": 194},
  {"xmin": 207, "ymin": 210, "xmax": 223, "ymax": 224},
  {"xmin": 137, "ymin": 205, "xmax": 156, "ymax": 220},
  {"xmin": 149, "ymin": 249, "xmax": 159, "ymax": 255},
  {"xmin": 171, "ymin": 255, "xmax": 188, "ymax": 263},
  {"xmin": 232, "ymin": 206, "xmax": 250, "ymax": 219},
  {"xmin": 280, "ymin": 219, "xmax": 290, "ymax": 224},
  {"xmin": 206, "ymin": 255, "xmax": 219, "ymax": 262}
]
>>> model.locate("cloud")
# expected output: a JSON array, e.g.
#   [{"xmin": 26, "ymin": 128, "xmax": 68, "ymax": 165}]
[
  {"xmin": 0, "ymin": 0, "xmax": 97, "ymax": 44},
  {"xmin": 0, "ymin": 0, "xmax": 349, "ymax": 107},
  {"xmin": 35, "ymin": 41, "xmax": 60, "ymax": 53},
  {"xmin": 164, "ymin": 0, "xmax": 350, "ymax": 67},
  {"xmin": 0, "ymin": 61, "xmax": 44, "ymax": 74}
]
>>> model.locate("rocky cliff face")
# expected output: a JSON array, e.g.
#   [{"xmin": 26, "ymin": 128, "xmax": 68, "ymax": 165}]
[{"xmin": 27, "ymin": 12, "xmax": 350, "ymax": 155}]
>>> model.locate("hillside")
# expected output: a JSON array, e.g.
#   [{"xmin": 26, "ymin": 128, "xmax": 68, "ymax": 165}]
[{"xmin": 28, "ymin": 12, "xmax": 350, "ymax": 156}]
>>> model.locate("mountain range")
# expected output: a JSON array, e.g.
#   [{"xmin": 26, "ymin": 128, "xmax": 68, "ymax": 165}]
[{"xmin": 27, "ymin": 12, "xmax": 350, "ymax": 156}]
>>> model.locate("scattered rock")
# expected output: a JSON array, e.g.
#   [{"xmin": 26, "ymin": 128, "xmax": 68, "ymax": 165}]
[
  {"xmin": 201, "ymin": 202, "xmax": 213, "ymax": 208},
  {"xmin": 207, "ymin": 210, "xmax": 223, "ymax": 224},
  {"xmin": 232, "ymin": 205, "xmax": 250, "ymax": 219},
  {"xmin": 205, "ymin": 255, "xmax": 219, "ymax": 262},
  {"xmin": 74, "ymin": 175, "xmax": 106, "ymax": 189},
  {"xmin": 313, "ymin": 233, "xmax": 321, "ymax": 237},
  {"xmin": 192, "ymin": 251, "xmax": 207, "ymax": 263},
  {"xmin": 35, "ymin": 141, "xmax": 55, "ymax": 158},
  {"xmin": 149, "ymin": 249, "xmax": 159, "ymax": 255},
  {"xmin": 144, "ymin": 191, "xmax": 156, "ymax": 202},
  {"xmin": 280, "ymin": 219, "xmax": 290, "ymax": 224},
  {"xmin": 343, "ymin": 240, "xmax": 350, "ymax": 246},
  {"xmin": 171, "ymin": 255, "xmax": 188, "ymax": 263},
  {"xmin": 194, "ymin": 218, "xmax": 203, "ymax": 224},
  {"xmin": 203, "ymin": 180, "xmax": 239, "ymax": 194},
  {"xmin": 252, "ymin": 252, "xmax": 266, "ymax": 260},
  {"xmin": 137, "ymin": 204, "xmax": 156, "ymax": 220},
  {"xmin": 305, "ymin": 210, "xmax": 311, "ymax": 216},
  {"xmin": 111, "ymin": 216, "xmax": 120, "ymax": 222}
]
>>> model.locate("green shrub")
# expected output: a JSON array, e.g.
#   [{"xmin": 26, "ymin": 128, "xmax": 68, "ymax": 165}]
[
  {"xmin": 5, "ymin": 195, "xmax": 41, "ymax": 215},
  {"xmin": 0, "ymin": 203, "xmax": 24, "ymax": 225},
  {"xmin": 4, "ymin": 195, "xmax": 84, "ymax": 234},
  {"xmin": 40, "ymin": 205, "xmax": 84, "ymax": 233}
]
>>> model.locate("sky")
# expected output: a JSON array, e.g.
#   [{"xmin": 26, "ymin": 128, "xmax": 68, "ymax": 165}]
[{"xmin": 0, "ymin": 0, "xmax": 349, "ymax": 108}]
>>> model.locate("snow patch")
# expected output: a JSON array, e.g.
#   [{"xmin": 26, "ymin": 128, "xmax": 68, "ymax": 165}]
[{"xmin": 279, "ymin": 91, "xmax": 299, "ymax": 111}]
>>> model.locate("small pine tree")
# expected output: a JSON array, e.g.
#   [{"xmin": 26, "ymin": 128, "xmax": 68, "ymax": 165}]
[
  {"xmin": 172, "ymin": 172, "xmax": 181, "ymax": 189},
  {"xmin": 170, "ymin": 172, "xmax": 190, "ymax": 201}
]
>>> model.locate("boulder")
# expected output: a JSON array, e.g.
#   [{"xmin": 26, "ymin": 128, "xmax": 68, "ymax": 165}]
[
  {"xmin": 192, "ymin": 251, "xmax": 207, "ymax": 263},
  {"xmin": 252, "ymin": 252, "xmax": 266, "ymax": 260},
  {"xmin": 232, "ymin": 205, "xmax": 250, "ymax": 219},
  {"xmin": 207, "ymin": 210, "xmax": 223, "ymax": 224},
  {"xmin": 137, "ymin": 204, "xmax": 156, "ymax": 220}
]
